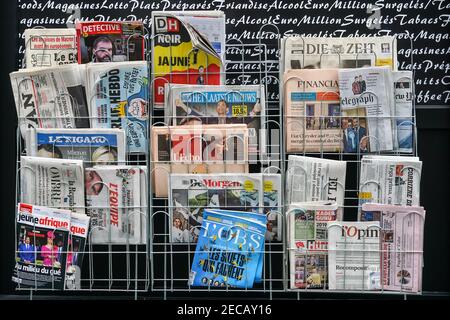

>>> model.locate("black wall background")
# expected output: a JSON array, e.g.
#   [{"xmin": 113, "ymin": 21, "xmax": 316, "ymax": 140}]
[{"xmin": 0, "ymin": 0, "xmax": 449, "ymax": 298}]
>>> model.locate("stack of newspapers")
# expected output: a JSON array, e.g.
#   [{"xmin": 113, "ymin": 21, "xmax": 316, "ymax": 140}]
[
  {"xmin": 11, "ymin": 21, "xmax": 152, "ymax": 290},
  {"xmin": 286, "ymin": 201, "xmax": 425, "ymax": 292},
  {"xmin": 282, "ymin": 36, "xmax": 414, "ymax": 154}
]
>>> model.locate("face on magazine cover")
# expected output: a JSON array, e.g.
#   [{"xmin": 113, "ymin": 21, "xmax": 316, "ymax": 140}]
[
  {"xmin": 85, "ymin": 170, "xmax": 104, "ymax": 196},
  {"xmin": 37, "ymin": 144, "xmax": 62, "ymax": 159},
  {"xmin": 92, "ymin": 36, "xmax": 114, "ymax": 62}
]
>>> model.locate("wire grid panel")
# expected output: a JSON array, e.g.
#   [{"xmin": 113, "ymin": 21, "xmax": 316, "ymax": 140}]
[
  {"xmin": 14, "ymin": 27, "xmax": 151, "ymax": 294},
  {"xmin": 149, "ymin": 24, "xmax": 286, "ymax": 298},
  {"xmin": 282, "ymin": 34, "xmax": 424, "ymax": 296}
]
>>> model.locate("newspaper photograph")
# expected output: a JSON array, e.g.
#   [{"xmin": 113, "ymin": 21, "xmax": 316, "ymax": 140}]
[
  {"xmin": 152, "ymin": 12, "xmax": 224, "ymax": 106},
  {"xmin": 282, "ymin": 36, "xmax": 397, "ymax": 72},
  {"xmin": 393, "ymin": 71, "xmax": 414, "ymax": 153},
  {"xmin": 287, "ymin": 201, "xmax": 338, "ymax": 289},
  {"xmin": 24, "ymin": 28, "xmax": 77, "ymax": 68},
  {"xmin": 284, "ymin": 69, "xmax": 341, "ymax": 152},
  {"xmin": 20, "ymin": 156, "xmax": 85, "ymax": 215},
  {"xmin": 328, "ymin": 221, "xmax": 381, "ymax": 291},
  {"xmin": 358, "ymin": 155, "xmax": 422, "ymax": 210},
  {"xmin": 27, "ymin": 128, "xmax": 126, "ymax": 167},
  {"xmin": 65, "ymin": 212, "xmax": 90, "ymax": 290},
  {"xmin": 10, "ymin": 64, "xmax": 90, "ymax": 138},
  {"xmin": 76, "ymin": 21, "xmax": 145, "ymax": 63},
  {"xmin": 86, "ymin": 61, "xmax": 148, "ymax": 153},
  {"xmin": 85, "ymin": 166, "xmax": 142, "ymax": 244},
  {"xmin": 151, "ymin": 124, "xmax": 249, "ymax": 198},
  {"xmin": 339, "ymin": 66, "xmax": 395, "ymax": 152},
  {"xmin": 13, "ymin": 203, "xmax": 70, "ymax": 290},
  {"xmin": 286, "ymin": 155, "xmax": 346, "ymax": 218},
  {"xmin": 361, "ymin": 203, "xmax": 425, "ymax": 293},
  {"xmin": 169, "ymin": 173, "xmax": 263, "ymax": 243},
  {"xmin": 167, "ymin": 84, "xmax": 265, "ymax": 158}
]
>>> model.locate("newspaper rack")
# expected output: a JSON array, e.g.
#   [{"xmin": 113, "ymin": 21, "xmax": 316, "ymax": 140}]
[{"xmin": 13, "ymin": 22, "xmax": 422, "ymax": 299}]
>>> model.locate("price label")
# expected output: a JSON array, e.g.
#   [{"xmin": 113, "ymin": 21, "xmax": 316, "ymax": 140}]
[
  {"xmin": 359, "ymin": 192, "xmax": 372, "ymax": 199},
  {"xmin": 232, "ymin": 105, "xmax": 248, "ymax": 117}
]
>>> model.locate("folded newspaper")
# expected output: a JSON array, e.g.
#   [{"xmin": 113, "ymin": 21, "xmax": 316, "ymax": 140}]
[
  {"xmin": 339, "ymin": 66, "xmax": 395, "ymax": 152},
  {"xmin": 284, "ymin": 69, "xmax": 341, "ymax": 152},
  {"xmin": 286, "ymin": 155, "xmax": 346, "ymax": 218},
  {"xmin": 85, "ymin": 166, "xmax": 144, "ymax": 244},
  {"xmin": 27, "ymin": 128, "xmax": 126, "ymax": 167},
  {"xmin": 76, "ymin": 21, "xmax": 145, "ymax": 63},
  {"xmin": 189, "ymin": 208, "xmax": 266, "ymax": 289},
  {"xmin": 151, "ymin": 123, "xmax": 249, "ymax": 198},
  {"xmin": 65, "ymin": 212, "xmax": 90, "ymax": 290},
  {"xmin": 361, "ymin": 203, "xmax": 425, "ymax": 293},
  {"xmin": 151, "ymin": 11, "xmax": 224, "ymax": 106},
  {"xmin": 20, "ymin": 156, "xmax": 85, "ymax": 215},
  {"xmin": 86, "ymin": 61, "xmax": 149, "ymax": 153},
  {"xmin": 23, "ymin": 28, "xmax": 77, "ymax": 68},
  {"xmin": 358, "ymin": 155, "xmax": 422, "ymax": 210},
  {"xmin": 281, "ymin": 36, "xmax": 397, "ymax": 72},
  {"xmin": 13, "ymin": 203, "xmax": 71, "ymax": 290},
  {"xmin": 393, "ymin": 71, "xmax": 414, "ymax": 153},
  {"xmin": 166, "ymin": 84, "xmax": 266, "ymax": 158},
  {"xmin": 328, "ymin": 221, "xmax": 381, "ymax": 291},
  {"xmin": 10, "ymin": 64, "xmax": 90, "ymax": 139},
  {"xmin": 169, "ymin": 173, "xmax": 282, "ymax": 243},
  {"xmin": 287, "ymin": 201, "xmax": 339, "ymax": 289}
]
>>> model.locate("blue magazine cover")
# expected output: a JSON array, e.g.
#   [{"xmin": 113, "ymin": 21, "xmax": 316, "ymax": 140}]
[
  {"xmin": 207, "ymin": 209, "xmax": 266, "ymax": 283},
  {"xmin": 190, "ymin": 209, "xmax": 266, "ymax": 288},
  {"xmin": 88, "ymin": 61, "xmax": 149, "ymax": 153}
]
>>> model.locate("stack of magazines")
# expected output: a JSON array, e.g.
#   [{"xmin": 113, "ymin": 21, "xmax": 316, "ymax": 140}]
[
  {"xmin": 13, "ymin": 203, "xmax": 90, "ymax": 290},
  {"xmin": 282, "ymin": 36, "xmax": 414, "ymax": 154},
  {"xmin": 189, "ymin": 209, "xmax": 266, "ymax": 289}
]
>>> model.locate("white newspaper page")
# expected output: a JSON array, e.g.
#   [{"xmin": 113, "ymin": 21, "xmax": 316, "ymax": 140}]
[
  {"xmin": 361, "ymin": 203, "xmax": 425, "ymax": 292},
  {"xmin": 20, "ymin": 156, "xmax": 85, "ymax": 215},
  {"xmin": 359, "ymin": 156, "xmax": 422, "ymax": 210},
  {"xmin": 85, "ymin": 166, "xmax": 141, "ymax": 244},
  {"xmin": 286, "ymin": 155, "xmax": 346, "ymax": 219},
  {"xmin": 328, "ymin": 221, "xmax": 381, "ymax": 291},
  {"xmin": 393, "ymin": 71, "xmax": 414, "ymax": 153},
  {"xmin": 339, "ymin": 66, "xmax": 394, "ymax": 152},
  {"xmin": 24, "ymin": 28, "xmax": 77, "ymax": 68},
  {"xmin": 283, "ymin": 36, "xmax": 397, "ymax": 72}
]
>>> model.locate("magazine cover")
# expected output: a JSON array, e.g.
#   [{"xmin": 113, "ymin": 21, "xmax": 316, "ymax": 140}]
[
  {"xmin": 85, "ymin": 166, "xmax": 141, "ymax": 244},
  {"xmin": 284, "ymin": 69, "xmax": 341, "ymax": 152},
  {"xmin": 207, "ymin": 209, "xmax": 267, "ymax": 283},
  {"xmin": 167, "ymin": 84, "xmax": 265, "ymax": 157},
  {"xmin": 287, "ymin": 201, "xmax": 338, "ymax": 289},
  {"xmin": 86, "ymin": 61, "xmax": 149, "ymax": 153},
  {"xmin": 65, "ymin": 212, "xmax": 90, "ymax": 290},
  {"xmin": 339, "ymin": 66, "xmax": 395, "ymax": 152},
  {"xmin": 20, "ymin": 156, "xmax": 85, "ymax": 215},
  {"xmin": 151, "ymin": 124, "xmax": 249, "ymax": 198},
  {"xmin": 151, "ymin": 12, "xmax": 223, "ymax": 106},
  {"xmin": 282, "ymin": 36, "xmax": 397, "ymax": 72},
  {"xmin": 28, "ymin": 128, "xmax": 126, "ymax": 167},
  {"xmin": 169, "ymin": 173, "xmax": 263, "ymax": 243},
  {"xmin": 361, "ymin": 203, "xmax": 425, "ymax": 293},
  {"xmin": 358, "ymin": 155, "xmax": 422, "ymax": 209},
  {"xmin": 76, "ymin": 21, "xmax": 145, "ymax": 63},
  {"xmin": 13, "ymin": 203, "xmax": 70, "ymax": 290},
  {"xmin": 328, "ymin": 221, "xmax": 381, "ymax": 291},
  {"xmin": 24, "ymin": 28, "xmax": 77, "ymax": 68},
  {"xmin": 286, "ymin": 155, "xmax": 346, "ymax": 219},
  {"xmin": 393, "ymin": 71, "xmax": 414, "ymax": 153},
  {"xmin": 10, "ymin": 64, "xmax": 90, "ymax": 138},
  {"xmin": 189, "ymin": 209, "xmax": 266, "ymax": 288}
]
